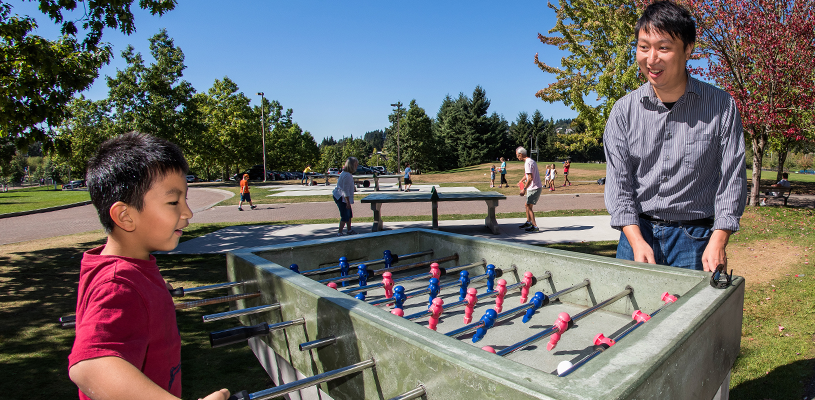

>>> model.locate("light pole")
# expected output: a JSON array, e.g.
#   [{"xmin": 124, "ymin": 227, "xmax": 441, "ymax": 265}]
[
  {"xmin": 390, "ymin": 102, "xmax": 403, "ymax": 173},
  {"xmin": 257, "ymin": 92, "xmax": 267, "ymax": 182}
]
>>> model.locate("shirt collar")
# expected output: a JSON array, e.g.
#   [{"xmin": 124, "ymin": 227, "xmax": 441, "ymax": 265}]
[{"xmin": 640, "ymin": 72, "xmax": 701, "ymax": 103}]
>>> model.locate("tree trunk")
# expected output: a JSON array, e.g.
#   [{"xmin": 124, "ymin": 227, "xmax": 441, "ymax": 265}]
[
  {"xmin": 776, "ymin": 139, "xmax": 789, "ymax": 182},
  {"xmin": 749, "ymin": 127, "xmax": 768, "ymax": 206}
]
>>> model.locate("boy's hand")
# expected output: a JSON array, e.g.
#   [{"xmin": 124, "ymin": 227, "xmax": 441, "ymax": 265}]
[
  {"xmin": 165, "ymin": 280, "xmax": 174, "ymax": 291},
  {"xmin": 199, "ymin": 389, "xmax": 230, "ymax": 400}
]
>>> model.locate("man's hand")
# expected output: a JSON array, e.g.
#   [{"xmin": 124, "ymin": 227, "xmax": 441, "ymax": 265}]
[
  {"xmin": 622, "ymin": 225, "xmax": 655, "ymax": 264},
  {"xmin": 199, "ymin": 389, "xmax": 230, "ymax": 400},
  {"xmin": 702, "ymin": 229, "xmax": 731, "ymax": 272}
]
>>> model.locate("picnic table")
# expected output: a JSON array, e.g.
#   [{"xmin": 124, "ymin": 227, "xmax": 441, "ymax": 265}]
[
  {"xmin": 361, "ymin": 191, "xmax": 507, "ymax": 234},
  {"xmin": 306, "ymin": 173, "xmax": 403, "ymax": 191}
]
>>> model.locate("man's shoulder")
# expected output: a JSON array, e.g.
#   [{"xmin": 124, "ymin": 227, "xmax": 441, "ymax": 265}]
[{"xmin": 688, "ymin": 76, "xmax": 734, "ymax": 102}]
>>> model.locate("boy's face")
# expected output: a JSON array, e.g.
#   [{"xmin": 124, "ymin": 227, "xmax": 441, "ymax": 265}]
[{"xmin": 131, "ymin": 171, "xmax": 192, "ymax": 253}]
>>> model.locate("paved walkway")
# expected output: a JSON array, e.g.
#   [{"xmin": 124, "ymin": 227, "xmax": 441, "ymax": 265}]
[{"xmin": 0, "ymin": 188, "xmax": 233, "ymax": 245}]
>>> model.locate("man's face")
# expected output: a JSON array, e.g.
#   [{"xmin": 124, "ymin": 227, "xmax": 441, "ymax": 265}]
[
  {"xmin": 636, "ymin": 28, "xmax": 693, "ymax": 96},
  {"xmin": 130, "ymin": 171, "xmax": 192, "ymax": 253},
  {"xmin": 516, "ymin": 152, "xmax": 523, "ymax": 161}
]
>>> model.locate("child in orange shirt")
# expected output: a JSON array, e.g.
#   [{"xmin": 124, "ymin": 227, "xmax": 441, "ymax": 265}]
[{"xmin": 238, "ymin": 174, "xmax": 257, "ymax": 211}]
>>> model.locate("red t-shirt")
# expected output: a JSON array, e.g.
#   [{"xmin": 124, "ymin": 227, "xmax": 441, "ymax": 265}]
[{"xmin": 68, "ymin": 246, "xmax": 182, "ymax": 399}]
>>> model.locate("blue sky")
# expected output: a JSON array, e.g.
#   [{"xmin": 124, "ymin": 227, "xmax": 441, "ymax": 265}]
[{"xmin": 13, "ymin": 1, "xmax": 578, "ymax": 142}]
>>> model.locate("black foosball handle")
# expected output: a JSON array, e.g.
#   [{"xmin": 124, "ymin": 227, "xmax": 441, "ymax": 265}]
[
  {"xmin": 228, "ymin": 390, "xmax": 250, "ymax": 400},
  {"xmin": 210, "ymin": 323, "xmax": 270, "ymax": 348}
]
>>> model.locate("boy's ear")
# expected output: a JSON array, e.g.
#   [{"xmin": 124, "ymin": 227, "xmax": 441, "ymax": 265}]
[{"xmin": 108, "ymin": 201, "xmax": 136, "ymax": 232}]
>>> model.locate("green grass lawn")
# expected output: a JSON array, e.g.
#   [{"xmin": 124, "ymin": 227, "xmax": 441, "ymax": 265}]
[
  {"xmin": 1, "ymin": 206, "xmax": 812, "ymax": 399},
  {"xmin": 0, "ymin": 186, "xmax": 90, "ymax": 215}
]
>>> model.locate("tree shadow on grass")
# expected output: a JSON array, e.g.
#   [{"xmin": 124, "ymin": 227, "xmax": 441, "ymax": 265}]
[
  {"xmin": 729, "ymin": 358, "xmax": 815, "ymax": 400},
  {"xmin": 0, "ymin": 238, "xmax": 271, "ymax": 399}
]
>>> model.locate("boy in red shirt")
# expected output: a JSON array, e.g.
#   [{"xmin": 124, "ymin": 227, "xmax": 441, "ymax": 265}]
[
  {"xmin": 238, "ymin": 174, "xmax": 257, "ymax": 211},
  {"xmin": 68, "ymin": 133, "xmax": 229, "ymax": 400}
]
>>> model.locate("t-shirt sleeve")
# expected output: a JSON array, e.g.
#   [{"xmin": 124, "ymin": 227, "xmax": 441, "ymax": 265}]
[{"xmin": 69, "ymin": 280, "xmax": 150, "ymax": 369}]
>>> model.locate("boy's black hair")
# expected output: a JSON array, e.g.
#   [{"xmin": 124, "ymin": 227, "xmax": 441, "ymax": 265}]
[
  {"xmin": 86, "ymin": 132, "xmax": 189, "ymax": 233},
  {"xmin": 782, "ymin": 172, "xmax": 789, "ymax": 179},
  {"xmin": 635, "ymin": 1, "xmax": 696, "ymax": 49}
]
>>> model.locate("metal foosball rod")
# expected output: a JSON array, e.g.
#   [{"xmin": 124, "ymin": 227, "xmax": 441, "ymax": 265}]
[
  {"xmin": 368, "ymin": 265, "xmax": 517, "ymax": 307},
  {"xmin": 493, "ymin": 286, "xmax": 633, "ymax": 357},
  {"xmin": 318, "ymin": 253, "xmax": 459, "ymax": 284},
  {"xmin": 404, "ymin": 270, "xmax": 545, "ymax": 321},
  {"xmin": 300, "ymin": 249, "xmax": 434, "ymax": 276},
  {"xmin": 341, "ymin": 259, "xmax": 486, "ymax": 295},
  {"xmin": 387, "ymin": 385, "xmax": 426, "ymax": 400},
  {"xmin": 445, "ymin": 279, "xmax": 590, "ymax": 339},
  {"xmin": 209, "ymin": 318, "xmax": 306, "ymax": 348},
  {"xmin": 202, "ymin": 304, "xmax": 281, "ymax": 323},
  {"xmin": 556, "ymin": 292, "xmax": 678, "ymax": 377},
  {"xmin": 174, "ymin": 291, "xmax": 261, "ymax": 310},
  {"xmin": 60, "ymin": 290, "xmax": 261, "ymax": 328},
  {"xmin": 168, "ymin": 280, "xmax": 251, "ymax": 297},
  {"xmin": 299, "ymin": 336, "xmax": 337, "ymax": 351},
  {"xmin": 227, "ymin": 358, "xmax": 376, "ymax": 400}
]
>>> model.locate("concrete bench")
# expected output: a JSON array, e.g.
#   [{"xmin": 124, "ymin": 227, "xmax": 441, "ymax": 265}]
[{"xmin": 361, "ymin": 191, "xmax": 507, "ymax": 234}]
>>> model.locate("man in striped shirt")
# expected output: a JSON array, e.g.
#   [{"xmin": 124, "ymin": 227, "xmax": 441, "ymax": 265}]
[{"xmin": 604, "ymin": 1, "xmax": 746, "ymax": 271}]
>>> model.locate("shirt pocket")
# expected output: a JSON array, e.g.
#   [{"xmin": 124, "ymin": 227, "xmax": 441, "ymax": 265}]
[{"xmin": 684, "ymin": 133, "xmax": 716, "ymax": 168}]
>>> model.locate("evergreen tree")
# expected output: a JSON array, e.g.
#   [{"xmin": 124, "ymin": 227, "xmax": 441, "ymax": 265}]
[{"xmin": 363, "ymin": 129, "xmax": 385, "ymax": 150}]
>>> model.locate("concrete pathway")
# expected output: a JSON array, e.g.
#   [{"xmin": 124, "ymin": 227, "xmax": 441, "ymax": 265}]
[
  {"xmin": 164, "ymin": 215, "xmax": 619, "ymax": 255},
  {"xmin": 0, "ymin": 187, "xmax": 233, "ymax": 245}
]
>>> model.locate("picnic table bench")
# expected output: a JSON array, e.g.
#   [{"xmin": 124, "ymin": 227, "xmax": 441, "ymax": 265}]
[
  {"xmin": 306, "ymin": 173, "xmax": 403, "ymax": 191},
  {"xmin": 754, "ymin": 185, "xmax": 793, "ymax": 206},
  {"xmin": 361, "ymin": 191, "xmax": 507, "ymax": 234}
]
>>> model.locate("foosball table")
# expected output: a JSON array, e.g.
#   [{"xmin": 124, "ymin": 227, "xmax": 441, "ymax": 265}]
[{"xmin": 205, "ymin": 228, "xmax": 743, "ymax": 400}]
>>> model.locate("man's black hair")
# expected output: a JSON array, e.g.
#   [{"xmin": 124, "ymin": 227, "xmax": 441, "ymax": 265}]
[
  {"xmin": 635, "ymin": 1, "xmax": 696, "ymax": 49},
  {"xmin": 86, "ymin": 132, "xmax": 189, "ymax": 233}
]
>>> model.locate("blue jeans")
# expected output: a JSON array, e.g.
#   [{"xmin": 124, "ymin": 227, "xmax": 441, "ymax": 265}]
[{"xmin": 616, "ymin": 217, "xmax": 712, "ymax": 270}]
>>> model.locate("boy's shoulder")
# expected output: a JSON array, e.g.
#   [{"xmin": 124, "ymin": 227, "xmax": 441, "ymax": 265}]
[{"xmin": 79, "ymin": 246, "xmax": 164, "ymax": 295}]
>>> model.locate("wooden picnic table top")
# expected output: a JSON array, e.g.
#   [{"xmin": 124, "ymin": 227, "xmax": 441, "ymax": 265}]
[{"xmin": 361, "ymin": 191, "xmax": 506, "ymax": 203}]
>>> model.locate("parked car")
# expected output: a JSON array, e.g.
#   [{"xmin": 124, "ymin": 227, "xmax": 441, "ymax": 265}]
[
  {"xmin": 186, "ymin": 175, "xmax": 199, "ymax": 183},
  {"xmin": 355, "ymin": 166, "xmax": 375, "ymax": 175},
  {"xmin": 62, "ymin": 180, "xmax": 85, "ymax": 189},
  {"xmin": 328, "ymin": 168, "xmax": 339, "ymax": 175},
  {"xmin": 231, "ymin": 167, "xmax": 266, "ymax": 181}
]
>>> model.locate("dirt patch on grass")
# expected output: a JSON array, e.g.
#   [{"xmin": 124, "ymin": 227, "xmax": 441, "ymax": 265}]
[
  {"xmin": 728, "ymin": 239, "xmax": 809, "ymax": 285},
  {"xmin": 0, "ymin": 231, "xmax": 106, "ymax": 256}
]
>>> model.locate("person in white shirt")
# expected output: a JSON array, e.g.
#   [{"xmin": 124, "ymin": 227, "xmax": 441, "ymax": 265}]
[
  {"xmin": 516, "ymin": 147, "xmax": 543, "ymax": 232},
  {"xmin": 332, "ymin": 157, "xmax": 359, "ymax": 236}
]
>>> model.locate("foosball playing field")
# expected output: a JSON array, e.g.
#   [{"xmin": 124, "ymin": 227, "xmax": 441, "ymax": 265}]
[{"xmin": 194, "ymin": 228, "xmax": 744, "ymax": 400}]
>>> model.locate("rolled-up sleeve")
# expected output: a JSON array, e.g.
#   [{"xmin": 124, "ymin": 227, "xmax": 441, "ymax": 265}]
[
  {"xmin": 713, "ymin": 97, "xmax": 747, "ymax": 231},
  {"xmin": 604, "ymin": 103, "xmax": 639, "ymax": 230}
]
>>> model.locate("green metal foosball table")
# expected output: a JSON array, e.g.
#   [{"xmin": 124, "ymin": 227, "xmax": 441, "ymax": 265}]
[{"xmin": 207, "ymin": 229, "xmax": 743, "ymax": 400}]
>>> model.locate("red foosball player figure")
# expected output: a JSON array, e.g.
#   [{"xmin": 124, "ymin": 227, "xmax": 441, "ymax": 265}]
[
  {"xmin": 463, "ymin": 288, "xmax": 478, "ymax": 323},
  {"xmin": 429, "ymin": 262, "xmax": 441, "ymax": 279},
  {"xmin": 381, "ymin": 272, "xmax": 395, "ymax": 298},
  {"xmin": 428, "ymin": 298, "xmax": 444, "ymax": 331},
  {"xmin": 494, "ymin": 279, "xmax": 507, "ymax": 313},
  {"xmin": 520, "ymin": 271, "xmax": 534, "ymax": 303}
]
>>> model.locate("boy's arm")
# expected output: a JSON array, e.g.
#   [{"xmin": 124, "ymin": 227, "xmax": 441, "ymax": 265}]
[{"xmin": 70, "ymin": 357, "xmax": 229, "ymax": 400}]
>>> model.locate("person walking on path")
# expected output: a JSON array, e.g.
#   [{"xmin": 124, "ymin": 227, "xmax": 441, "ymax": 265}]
[
  {"xmin": 301, "ymin": 164, "xmax": 313, "ymax": 185},
  {"xmin": 499, "ymin": 158, "xmax": 508, "ymax": 188},
  {"xmin": 333, "ymin": 157, "xmax": 359, "ymax": 236},
  {"xmin": 403, "ymin": 163, "xmax": 413, "ymax": 192},
  {"xmin": 516, "ymin": 147, "xmax": 543, "ymax": 232},
  {"xmin": 490, "ymin": 165, "xmax": 496, "ymax": 188},
  {"xmin": 604, "ymin": 1, "xmax": 746, "ymax": 271},
  {"xmin": 563, "ymin": 159, "xmax": 571, "ymax": 186},
  {"xmin": 238, "ymin": 174, "xmax": 257, "ymax": 211},
  {"xmin": 549, "ymin": 164, "xmax": 557, "ymax": 191}
]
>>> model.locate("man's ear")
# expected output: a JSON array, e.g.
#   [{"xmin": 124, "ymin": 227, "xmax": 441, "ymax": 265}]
[
  {"xmin": 109, "ymin": 201, "xmax": 136, "ymax": 232},
  {"xmin": 685, "ymin": 42, "xmax": 695, "ymax": 60}
]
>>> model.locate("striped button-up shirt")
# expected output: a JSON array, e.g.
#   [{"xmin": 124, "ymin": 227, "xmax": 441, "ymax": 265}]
[{"xmin": 603, "ymin": 76, "xmax": 747, "ymax": 232}]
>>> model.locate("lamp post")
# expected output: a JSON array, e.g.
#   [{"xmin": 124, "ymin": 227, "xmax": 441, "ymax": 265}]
[
  {"xmin": 257, "ymin": 92, "xmax": 267, "ymax": 182},
  {"xmin": 390, "ymin": 102, "xmax": 403, "ymax": 173}
]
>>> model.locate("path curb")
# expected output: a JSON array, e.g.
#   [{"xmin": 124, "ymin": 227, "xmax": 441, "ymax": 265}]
[{"xmin": 0, "ymin": 201, "xmax": 93, "ymax": 220}]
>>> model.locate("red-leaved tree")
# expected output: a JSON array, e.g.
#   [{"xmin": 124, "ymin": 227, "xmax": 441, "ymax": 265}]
[{"xmin": 684, "ymin": 0, "xmax": 815, "ymax": 205}]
